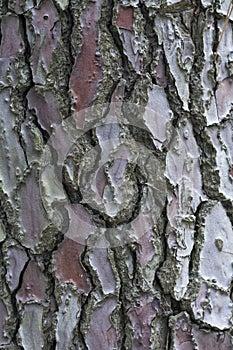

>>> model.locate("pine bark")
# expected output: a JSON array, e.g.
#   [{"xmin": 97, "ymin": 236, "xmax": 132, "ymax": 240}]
[{"xmin": 0, "ymin": 0, "xmax": 233, "ymax": 349}]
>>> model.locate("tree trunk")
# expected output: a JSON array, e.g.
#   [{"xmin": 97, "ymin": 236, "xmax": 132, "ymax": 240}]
[{"xmin": 0, "ymin": 0, "xmax": 233, "ymax": 349}]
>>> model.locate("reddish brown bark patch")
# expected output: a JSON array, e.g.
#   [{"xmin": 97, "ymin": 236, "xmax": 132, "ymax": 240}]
[
  {"xmin": 17, "ymin": 261, "xmax": 47, "ymax": 303},
  {"xmin": 128, "ymin": 295, "xmax": 164, "ymax": 349},
  {"xmin": 53, "ymin": 237, "xmax": 90, "ymax": 293},
  {"xmin": 115, "ymin": 7, "xmax": 141, "ymax": 73},
  {"xmin": 86, "ymin": 297, "xmax": 117, "ymax": 349},
  {"xmin": 116, "ymin": 6, "xmax": 134, "ymax": 30},
  {"xmin": 0, "ymin": 15, "xmax": 23, "ymax": 58},
  {"xmin": 69, "ymin": 1, "xmax": 103, "ymax": 126}
]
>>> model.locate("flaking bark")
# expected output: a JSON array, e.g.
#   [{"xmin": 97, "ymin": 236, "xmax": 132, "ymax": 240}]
[{"xmin": 0, "ymin": 0, "xmax": 233, "ymax": 349}]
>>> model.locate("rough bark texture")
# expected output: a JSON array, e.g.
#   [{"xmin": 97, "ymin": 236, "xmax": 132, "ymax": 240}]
[{"xmin": 0, "ymin": 0, "xmax": 233, "ymax": 349}]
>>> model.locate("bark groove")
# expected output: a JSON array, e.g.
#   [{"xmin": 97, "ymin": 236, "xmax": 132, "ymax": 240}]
[{"xmin": 0, "ymin": 0, "xmax": 233, "ymax": 349}]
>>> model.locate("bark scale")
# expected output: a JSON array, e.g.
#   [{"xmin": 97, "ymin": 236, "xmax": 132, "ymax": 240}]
[{"xmin": 0, "ymin": 0, "xmax": 233, "ymax": 349}]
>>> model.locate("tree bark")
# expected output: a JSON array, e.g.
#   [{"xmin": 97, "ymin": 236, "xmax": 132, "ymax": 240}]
[{"xmin": 0, "ymin": 0, "xmax": 233, "ymax": 349}]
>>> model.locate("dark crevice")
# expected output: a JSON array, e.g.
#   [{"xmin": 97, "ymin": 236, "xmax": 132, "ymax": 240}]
[
  {"xmin": 19, "ymin": 14, "xmax": 32, "ymax": 71},
  {"xmin": 192, "ymin": 125, "xmax": 220, "ymax": 200},
  {"xmin": 188, "ymin": 8, "xmax": 222, "ymax": 201},
  {"xmin": 213, "ymin": 0, "xmax": 222, "ymax": 58},
  {"xmin": 16, "ymin": 14, "xmax": 35, "ymax": 167},
  {"xmin": 85, "ymin": 128, "xmax": 97, "ymax": 148},
  {"xmin": 112, "ymin": 246, "xmax": 131, "ymax": 349},
  {"xmin": 106, "ymin": 0, "xmax": 139, "ymax": 100},
  {"xmin": 106, "ymin": 2, "xmax": 130, "ymax": 73},
  {"xmin": 0, "ymin": 18, "xmax": 2, "ymax": 48},
  {"xmin": 31, "ymin": 113, "xmax": 50, "ymax": 143},
  {"xmin": 123, "ymin": 76, "xmax": 139, "ymax": 101},
  {"xmin": 153, "ymin": 197, "xmax": 169, "ymax": 293},
  {"xmin": 127, "ymin": 124, "xmax": 159, "ymax": 153},
  {"xmin": 166, "ymin": 325, "xmax": 172, "ymax": 350},
  {"xmin": 213, "ymin": 1, "xmax": 220, "ymax": 90},
  {"xmin": 62, "ymin": 128, "xmax": 145, "ymax": 229},
  {"xmin": 138, "ymin": 6, "xmax": 185, "ymax": 128},
  {"xmin": 63, "ymin": 173, "xmax": 142, "ymax": 228},
  {"xmin": 163, "ymin": 52, "xmax": 186, "ymax": 128},
  {"xmin": 0, "ymin": 197, "xmax": 14, "ymax": 239},
  {"xmin": 230, "ymin": 280, "xmax": 233, "ymax": 301},
  {"xmin": 222, "ymin": 199, "xmax": 233, "ymax": 225},
  {"xmin": 18, "ymin": 13, "xmax": 34, "ymax": 110},
  {"xmin": 1, "ymin": 0, "xmax": 8, "ymax": 15},
  {"xmin": 179, "ymin": 12, "xmax": 189, "ymax": 32},
  {"xmin": 130, "ymin": 244, "xmax": 138, "ymax": 284},
  {"xmin": 78, "ymin": 246, "xmax": 96, "ymax": 350},
  {"xmin": 41, "ymin": 251, "xmax": 59, "ymax": 349},
  {"xmin": 188, "ymin": 4, "xmax": 205, "ymax": 118},
  {"xmin": 170, "ymin": 297, "xmax": 183, "ymax": 316},
  {"xmin": 77, "ymin": 293, "xmax": 91, "ymax": 350},
  {"xmin": 212, "ymin": 6, "xmax": 220, "ymax": 134},
  {"xmin": 188, "ymin": 310, "xmax": 231, "ymax": 332},
  {"xmin": 67, "ymin": 0, "xmax": 75, "ymax": 65},
  {"xmin": 9, "ymin": 252, "xmax": 30, "ymax": 347},
  {"xmin": 61, "ymin": 0, "xmax": 75, "ymax": 120},
  {"xmin": 139, "ymin": 0, "xmax": 159, "ymax": 80},
  {"xmin": 80, "ymin": 246, "xmax": 95, "ymax": 293},
  {"xmin": 18, "ymin": 135, "xmax": 29, "ymax": 168},
  {"xmin": 153, "ymin": 273, "xmax": 164, "ymax": 294},
  {"xmin": 62, "ymin": 168, "xmax": 83, "ymax": 204},
  {"xmin": 188, "ymin": 201, "xmax": 206, "ymax": 280},
  {"xmin": 0, "ymin": 195, "xmax": 27, "ymax": 261},
  {"xmin": 106, "ymin": 78, "xmax": 122, "ymax": 104},
  {"xmin": 49, "ymin": 339, "xmax": 56, "ymax": 350},
  {"xmin": 29, "ymin": 229, "xmax": 67, "ymax": 346}
]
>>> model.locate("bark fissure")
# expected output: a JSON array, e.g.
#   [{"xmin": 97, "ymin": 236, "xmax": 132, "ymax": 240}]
[{"xmin": 1, "ymin": 0, "xmax": 233, "ymax": 348}]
